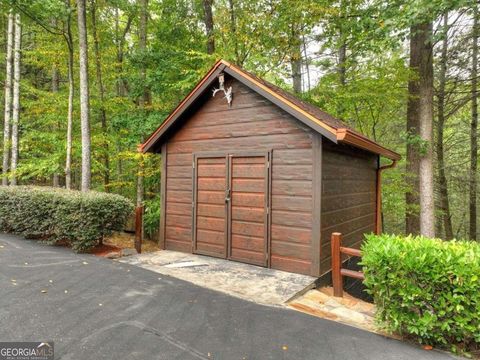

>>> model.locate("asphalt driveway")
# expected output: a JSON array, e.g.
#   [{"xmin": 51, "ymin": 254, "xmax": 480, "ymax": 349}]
[{"xmin": 0, "ymin": 234, "xmax": 455, "ymax": 360}]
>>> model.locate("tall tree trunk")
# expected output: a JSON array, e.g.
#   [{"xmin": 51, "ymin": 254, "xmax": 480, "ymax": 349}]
[
  {"xmin": 115, "ymin": 9, "xmax": 132, "ymax": 97},
  {"xmin": 336, "ymin": 1, "xmax": 347, "ymax": 117},
  {"xmin": 470, "ymin": 4, "xmax": 479, "ymax": 241},
  {"xmin": 436, "ymin": 13, "xmax": 454, "ymax": 240},
  {"xmin": 138, "ymin": 0, "xmax": 150, "ymax": 108},
  {"xmin": 203, "ymin": 0, "xmax": 215, "ymax": 54},
  {"xmin": 52, "ymin": 62, "xmax": 60, "ymax": 187},
  {"xmin": 228, "ymin": 0, "xmax": 240, "ymax": 64},
  {"xmin": 65, "ymin": 0, "xmax": 74, "ymax": 190},
  {"xmin": 2, "ymin": 11, "xmax": 14, "ymax": 186},
  {"xmin": 77, "ymin": 0, "xmax": 91, "ymax": 192},
  {"xmin": 337, "ymin": 0, "xmax": 347, "ymax": 87},
  {"xmin": 52, "ymin": 19, "xmax": 60, "ymax": 188},
  {"xmin": 338, "ymin": 42, "xmax": 347, "ymax": 86},
  {"xmin": 417, "ymin": 22, "xmax": 435, "ymax": 238},
  {"xmin": 405, "ymin": 25, "xmax": 422, "ymax": 235},
  {"xmin": 291, "ymin": 55, "xmax": 302, "ymax": 94},
  {"xmin": 90, "ymin": 0, "xmax": 110, "ymax": 190},
  {"xmin": 290, "ymin": 26, "xmax": 302, "ymax": 94},
  {"xmin": 137, "ymin": 0, "xmax": 149, "ymax": 209},
  {"xmin": 10, "ymin": 13, "xmax": 21, "ymax": 186},
  {"xmin": 302, "ymin": 34, "xmax": 311, "ymax": 92},
  {"xmin": 114, "ymin": 9, "xmax": 132, "ymax": 182}
]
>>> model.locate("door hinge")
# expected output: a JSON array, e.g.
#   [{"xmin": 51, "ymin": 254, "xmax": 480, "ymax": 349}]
[
  {"xmin": 266, "ymin": 206, "xmax": 270, "ymax": 215},
  {"xmin": 267, "ymin": 161, "xmax": 270, "ymax": 169},
  {"xmin": 192, "ymin": 160, "xmax": 195, "ymax": 169},
  {"xmin": 192, "ymin": 201, "xmax": 195, "ymax": 209}
]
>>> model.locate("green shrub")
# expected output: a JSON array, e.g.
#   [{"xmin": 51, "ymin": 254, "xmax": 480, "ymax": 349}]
[
  {"xmin": 143, "ymin": 195, "xmax": 160, "ymax": 239},
  {"xmin": 0, "ymin": 186, "xmax": 134, "ymax": 251},
  {"xmin": 361, "ymin": 234, "xmax": 480, "ymax": 351}
]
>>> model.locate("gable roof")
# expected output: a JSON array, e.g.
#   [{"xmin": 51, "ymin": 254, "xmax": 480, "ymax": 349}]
[{"xmin": 140, "ymin": 59, "xmax": 400, "ymax": 161}]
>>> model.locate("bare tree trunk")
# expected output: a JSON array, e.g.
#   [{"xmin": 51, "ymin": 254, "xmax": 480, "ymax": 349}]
[
  {"xmin": 336, "ymin": 2, "xmax": 347, "ymax": 118},
  {"xmin": 115, "ymin": 9, "xmax": 132, "ymax": 98},
  {"xmin": 77, "ymin": 0, "xmax": 91, "ymax": 192},
  {"xmin": 203, "ymin": 0, "xmax": 215, "ymax": 54},
  {"xmin": 65, "ymin": 1, "xmax": 74, "ymax": 190},
  {"xmin": 136, "ymin": 0, "xmax": 149, "ymax": 210},
  {"xmin": 52, "ymin": 18, "xmax": 60, "ymax": 188},
  {"xmin": 228, "ymin": 0, "xmax": 240, "ymax": 64},
  {"xmin": 290, "ymin": 24, "xmax": 302, "ymax": 94},
  {"xmin": 470, "ymin": 4, "xmax": 479, "ymax": 241},
  {"xmin": 114, "ymin": 9, "xmax": 132, "ymax": 183},
  {"xmin": 302, "ymin": 34, "xmax": 311, "ymax": 92},
  {"xmin": 338, "ymin": 42, "xmax": 347, "ymax": 86},
  {"xmin": 52, "ymin": 174, "xmax": 60, "ymax": 187},
  {"xmin": 10, "ymin": 14, "xmax": 21, "ymax": 186},
  {"xmin": 290, "ymin": 30, "xmax": 302, "ymax": 95},
  {"xmin": 2, "ymin": 11, "xmax": 14, "ymax": 186},
  {"xmin": 91, "ymin": 0, "xmax": 110, "ymax": 191},
  {"xmin": 337, "ymin": 0, "xmax": 347, "ymax": 87},
  {"xmin": 116, "ymin": 141, "xmax": 123, "ymax": 177},
  {"xmin": 291, "ymin": 59, "xmax": 302, "ymax": 93},
  {"xmin": 436, "ymin": 13, "xmax": 454, "ymax": 240},
  {"xmin": 417, "ymin": 22, "xmax": 435, "ymax": 238},
  {"xmin": 405, "ymin": 25, "xmax": 422, "ymax": 235}
]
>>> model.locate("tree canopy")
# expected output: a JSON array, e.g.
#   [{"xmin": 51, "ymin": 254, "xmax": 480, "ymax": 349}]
[{"xmin": 0, "ymin": 0, "xmax": 477, "ymax": 240}]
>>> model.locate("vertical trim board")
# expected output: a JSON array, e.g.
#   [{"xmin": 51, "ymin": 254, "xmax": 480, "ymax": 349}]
[
  {"xmin": 311, "ymin": 134, "xmax": 322, "ymax": 276},
  {"xmin": 159, "ymin": 143, "xmax": 167, "ymax": 249}
]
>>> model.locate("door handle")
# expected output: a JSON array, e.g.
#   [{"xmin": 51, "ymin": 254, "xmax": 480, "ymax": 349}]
[{"xmin": 225, "ymin": 188, "xmax": 231, "ymax": 203}]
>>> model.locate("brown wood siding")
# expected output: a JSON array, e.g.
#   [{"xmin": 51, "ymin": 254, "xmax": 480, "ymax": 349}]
[
  {"xmin": 229, "ymin": 155, "xmax": 268, "ymax": 266},
  {"xmin": 164, "ymin": 76, "xmax": 314, "ymax": 275},
  {"xmin": 320, "ymin": 141, "xmax": 378, "ymax": 274},
  {"xmin": 194, "ymin": 156, "xmax": 228, "ymax": 257}
]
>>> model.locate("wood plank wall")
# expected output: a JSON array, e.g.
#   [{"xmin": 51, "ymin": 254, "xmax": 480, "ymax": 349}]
[
  {"xmin": 320, "ymin": 141, "xmax": 378, "ymax": 274},
  {"xmin": 164, "ymin": 76, "xmax": 315, "ymax": 275}
]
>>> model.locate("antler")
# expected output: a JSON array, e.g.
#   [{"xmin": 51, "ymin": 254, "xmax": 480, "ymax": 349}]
[
  {"xmin": 212, "ymin": 88, "xmax": 222, "ymax": 97},
  {"xmin": 224, "ymin": 87, "xmax": 233, "ymax": 106}
]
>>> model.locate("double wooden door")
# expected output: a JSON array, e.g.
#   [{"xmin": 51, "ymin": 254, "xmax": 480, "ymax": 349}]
[{"xmin": 193, "ymin": 152, "xmax": 270, "ymax": 267}]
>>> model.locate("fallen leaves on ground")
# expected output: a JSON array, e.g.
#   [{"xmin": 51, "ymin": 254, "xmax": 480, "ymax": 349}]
[{"xmin": 104, "ymin": 232, "xmax": 160, "ymax": 253}]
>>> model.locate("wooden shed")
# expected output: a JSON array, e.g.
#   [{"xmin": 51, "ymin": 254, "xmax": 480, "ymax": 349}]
[{"xmin": 140, "ymin": 59, "xmax": 400, "ymax": 277}]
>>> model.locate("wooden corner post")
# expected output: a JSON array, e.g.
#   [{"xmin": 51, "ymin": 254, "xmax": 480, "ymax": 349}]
[
  {"xmin": 135, "ymin": 206, "xmax": 143, "ymax": 254},
  {"xmin": 331, "ymin": 232, "xmax": 343, "ymax": 297}
]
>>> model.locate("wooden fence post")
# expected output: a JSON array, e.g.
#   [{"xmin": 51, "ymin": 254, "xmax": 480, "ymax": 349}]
[
  {"xmin": 331, "ymin": 232, "xmax": 343, "ymax": 297},
  {"xmin": 135, "ymin": 206, "xmax": 143, "ymax": 254}
]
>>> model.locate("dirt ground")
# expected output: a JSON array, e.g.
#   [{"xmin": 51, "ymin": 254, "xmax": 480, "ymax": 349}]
[
  {"xmin": 103, "ymin": 232, "xmax": 161, "ymax": 253},
  {"xmin": 86, "ymin": 232, "xmax": 161, "ymax": 257}
]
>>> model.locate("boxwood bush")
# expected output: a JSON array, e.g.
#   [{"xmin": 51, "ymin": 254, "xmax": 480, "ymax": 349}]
[
  {"xmin": 361, "ymin": 234, "xmax": 480, "ymax": 351},
  {"xmin": 0, "ymin": 186, "xmax": 134, "ymax": 251}
]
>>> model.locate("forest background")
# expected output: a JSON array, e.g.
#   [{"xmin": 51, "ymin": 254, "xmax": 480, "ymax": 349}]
[{"xmin": 0, "ymin": 0, "xmax": 477, "ymax": 241}]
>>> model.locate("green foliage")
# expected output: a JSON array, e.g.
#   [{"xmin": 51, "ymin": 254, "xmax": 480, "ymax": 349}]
[
  {"xmin": 143, "ymin": 194, "xmax": 160, "ymax": 239},
  {"xmin": 0, "ymin": 186, "xmax": 134, "ymax": 251},
  {"xmin": 0, "ymin": 0, "xmax": 475, "ymax": 242},
  {"xmin": 361, "ymin": 234, "xmax": 480, "ymax": 351}
]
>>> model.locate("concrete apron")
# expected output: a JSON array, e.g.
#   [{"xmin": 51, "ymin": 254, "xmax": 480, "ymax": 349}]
[{"xmin": 118, "ymin": 250, "xmax": 317, "ymax": 307}]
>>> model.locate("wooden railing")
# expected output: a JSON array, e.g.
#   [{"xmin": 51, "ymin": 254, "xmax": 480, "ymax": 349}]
[{"xmin": 331, "ymin": 232, "xmax": 365, "ymax": 297}]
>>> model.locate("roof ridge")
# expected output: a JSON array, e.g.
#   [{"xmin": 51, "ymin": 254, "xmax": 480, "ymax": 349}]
[{"xmin": 140, "ymin": 59, "xmax": 400, "ymax": 161}]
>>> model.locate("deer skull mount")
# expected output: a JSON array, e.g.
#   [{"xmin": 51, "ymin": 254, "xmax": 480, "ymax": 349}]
[{"xmin": 212, "ymin": 73, "xmax": 233, "ymax": 107}]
